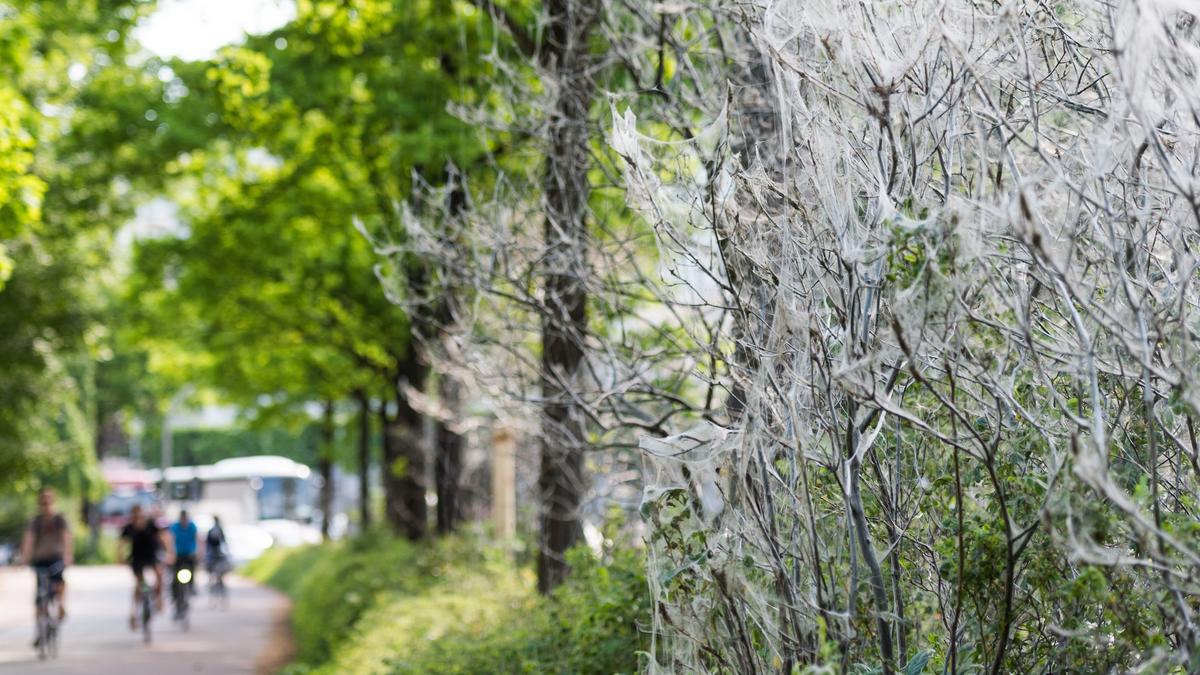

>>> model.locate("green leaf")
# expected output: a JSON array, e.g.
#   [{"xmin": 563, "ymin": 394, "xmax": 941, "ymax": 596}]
[{"xmin": 905, "ymin": 650, "xmax": 931, "ymax": 675}]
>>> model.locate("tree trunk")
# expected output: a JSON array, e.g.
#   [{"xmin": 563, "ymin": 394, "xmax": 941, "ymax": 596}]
[
  {"xmin": 86, "ymin": 412, "xmax": 122, "ymax": 553},
  {"xmin": 433, "ymin": 168, "xmax": 468, "ymax": 535},
  {"xmin": 492, "ymin": 425, "xmax": 517, "ymax": 539},
  {"xmin": 383, "ymin": 363, "xmax": 429, "ymax": 540},
  {"xmin": 383, "ymin": 418, "xmax": 427, "ymax": 540},
  {"xmin": 378, "ymin": 404, "xmax": 399, "ymax": 532},
  {"xmin": 435, "ymin": 375, "xmax": 464, "ymax": 534},
  {"xmin": 355, "ymin": 390, "xmax": 372, "ymax": 530},
  {"xmin": 535, "ymin": 0, "xmax": 598, "ymax": 594},
  {"xmin": 318, "ymin": 400, "xmax": 335, "ymax": 541}
]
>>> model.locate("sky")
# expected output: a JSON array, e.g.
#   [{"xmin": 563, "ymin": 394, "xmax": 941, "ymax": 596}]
[{"xmin": 133, "ymin": 0, "xmax": 295, "ymax": 61}]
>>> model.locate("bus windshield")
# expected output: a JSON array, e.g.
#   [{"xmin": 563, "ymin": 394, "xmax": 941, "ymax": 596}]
[{"xmin": 256, "ymin": 476, "xmax": 315, "ymax": 521}]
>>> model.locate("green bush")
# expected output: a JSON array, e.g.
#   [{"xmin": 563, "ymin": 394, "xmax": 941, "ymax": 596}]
[
  {"xmin": 73, "ymin": 530, "xmax": 119, "ymax": 565},
  {"xmin": 387, "ymin": 546, "xmax": 650, "ymax": 675},
  {"xmin": 0, "ymin": 496, "xmax": 31, "ymax": 545},
  {"xmin": 249, "ymin": 534, "xmax": 650, "ymax": 675},
  {"xmin": 243, "ymin": 543, "xmax": 325, "ymax": 596},
  {"xmin": 303, "ymin": 557, "xmax": 530, "ymax": 675},
  {"xmin": 247, "ymin": 533, "xmax": 493, "ymax": 666}
]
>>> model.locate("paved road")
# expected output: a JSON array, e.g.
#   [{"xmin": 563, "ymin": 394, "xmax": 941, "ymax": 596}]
[{"xmin": 0, "ymin": 565, "xmax": 292, "ymax": 674}]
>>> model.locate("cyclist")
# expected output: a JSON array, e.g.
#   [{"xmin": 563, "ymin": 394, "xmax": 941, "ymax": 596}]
[
  {"xmin": 204, "ymin": 516, "xmax": 230, "ymax": 585},
  {"xmin": 20, "ymin": 488, "xmax": 72, "ymax": 634},
  {"xmin": 202, "ymin": 514, "xmax": 225, "ymax": 566},
  {"xmin": 168, "ymin": 510, "xmax": 199, "ymax": 611},
  {"xmin": 117, "ymin": 504, "xmax": 172, "ymax": 629}
]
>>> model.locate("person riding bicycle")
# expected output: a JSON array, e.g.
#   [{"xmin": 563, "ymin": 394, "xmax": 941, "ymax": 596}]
[
  {"xmin": 117, "ymin": 504, "xmax": 172, "ymax": 629},
  {"xmin": 168, "ymin": 510, "xmax": 200, "ymax": 610},
  {"xmin": 20, "ymin": 488, "xmax": 72, "ymax": 634},
  {"xmin": 204, "ymin": 516, "xmax": 230, "ymax": 581},
  {"xmin": 204, "ymin": 514, "xmax": 231, "ymax": 598}
]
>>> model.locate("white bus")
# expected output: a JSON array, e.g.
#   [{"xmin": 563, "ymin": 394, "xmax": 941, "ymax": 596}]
[{"xmin": 150, "ymin": 455, "xmax": 322, "ymax": 560}]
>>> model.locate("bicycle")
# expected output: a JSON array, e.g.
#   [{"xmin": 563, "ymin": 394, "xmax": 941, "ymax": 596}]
[
  {"xmin": 172, "ymin": 559, "xmax": 194, "ymax": 631},
  {"xmin": 33, "ymin": 561, "xmax": 64, "ymax": 660},
  {"xmin": 207, "ymin": 556, "xmax": 231, "ymax": 609},
  {"xmin": 138, "ymin": 576, "xmax": 154, "ymax": 644}
]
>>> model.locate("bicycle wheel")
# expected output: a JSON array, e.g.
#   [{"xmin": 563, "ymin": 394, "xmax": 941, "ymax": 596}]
[
  {"xmin": 179, "ymin": 587, "xmax": 190, "ymax": 631},
  {"xmin": 36, "ymin": 615, "xmax": 48, "ymax": 661},
  {"xmin": 47, "ymin": 620, "xmax": 58, "ymax": 659},
  {"xmin": 211, "ymin": 573, "xmax": 228, "ymax": 608},
  {"xmin": 141, "ymin": 594, "xmax": 153, "ymax": 644}
]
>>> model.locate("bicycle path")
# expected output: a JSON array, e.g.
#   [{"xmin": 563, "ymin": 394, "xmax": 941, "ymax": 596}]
[{"xmin": 0, "ymin": 564, "xmax": 293, "ymax": 674}]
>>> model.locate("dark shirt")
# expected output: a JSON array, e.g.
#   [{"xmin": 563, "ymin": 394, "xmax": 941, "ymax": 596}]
[
  {"xmin": 206, "ymin": 526, "xmax": 227, "ymax": 559},
  {"xmin": 206, "ymin": 526, "xmax": 224, "ymax": 548},
  {"xmin": 120, "ymin": 521, "xmax": 160, "ymax": 564}
]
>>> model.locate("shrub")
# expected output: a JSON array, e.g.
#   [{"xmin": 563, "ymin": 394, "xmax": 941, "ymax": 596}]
[
  {"xmin": 248, "ymin": 533, "xmax": 488, "ymax": 665},
  {"xmin": 385, "ymin": 546, "xmax": 651, "ymax": 675},
  {"xmin": 73, "ymin": 529, "xmax": 119, "ymax": 565},
  {"xmin": 249, "ymin": 534, "xmax": 650, "ymax": 675},
  {"xmin": 305, "ymin": 558, "xmax": 530, "ymax": 675}
]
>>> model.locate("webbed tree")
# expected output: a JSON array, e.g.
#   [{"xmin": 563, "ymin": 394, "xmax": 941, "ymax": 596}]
[
  {"xmin": 394, "ymin": 0, "xmax": 733, "ymax": 592},
  {"xmin": 618, "ymin": 0, "xmax": 1200, "ymax": 672}
]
